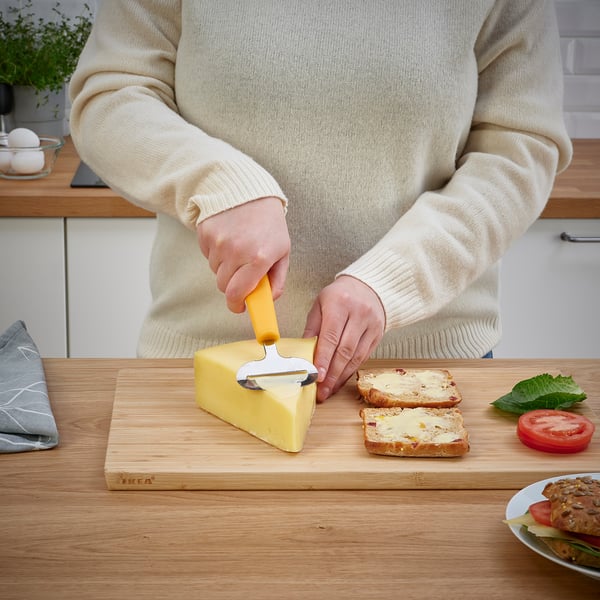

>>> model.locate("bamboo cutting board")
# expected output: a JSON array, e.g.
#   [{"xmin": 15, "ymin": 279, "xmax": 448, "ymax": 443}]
[{"xmin": 104, "ymin": 363, "xmax": 600, "ymax": 490}]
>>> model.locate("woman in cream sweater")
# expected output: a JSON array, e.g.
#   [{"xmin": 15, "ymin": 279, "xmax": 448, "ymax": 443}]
[{"xmin": 70, "ymin": 1, "xmax": 571, "ymax": 401}]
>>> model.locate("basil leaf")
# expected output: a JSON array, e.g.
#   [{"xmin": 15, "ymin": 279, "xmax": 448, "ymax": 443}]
[{"xmin": 491, "ymin": 374, "xmax": 586, "ymax": 415}]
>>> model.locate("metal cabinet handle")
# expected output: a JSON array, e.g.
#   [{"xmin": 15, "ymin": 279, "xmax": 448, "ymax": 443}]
[{"xmin": 560, "ymin": 232, "xmax": 600, "ymax": 243}]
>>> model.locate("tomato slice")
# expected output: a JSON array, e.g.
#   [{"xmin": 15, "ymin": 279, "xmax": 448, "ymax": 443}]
[
  {"xmin": 517, "ymin": 409, "xmax": 595, "ymax": 454},
  {"xmin": 529, "ymin": 500, "xmax": 553, "ymax": 526},
  {"xmin": 529, "ymin": 499, "xmax": 600, "ymax": 548},
  {"xmin": 576, "ymin": 532, "xmax": 600, "ymax": 548}
]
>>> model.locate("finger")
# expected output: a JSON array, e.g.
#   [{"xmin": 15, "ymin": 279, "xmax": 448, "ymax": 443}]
[
  {"xmin": 224, "ymin": 261, "xmax": 272, "ymax": 313},
  {"xmin": 303, "ymin": 301, "xmax": 323, "ymax": 341},
  {"xmin": 312, "ymin": 308, "xmax": 351, "ymax": 399},
  {"xmin": 268, "ymin": 256, "xmax": 290, "ymax": 301},
  {"xmin": 316, "ymin": 319, "xmax": 358, "ymax": 402},
  {"xmin": 199, "ymin": 236, "xmax": 226, "ymax": 277},
  {"xmin": 196, "ymin": 221, "xmax": 221, "ymax": 267},
  {"xmin": 329, "ymin": 329, "xmax": 378, "ymax": 396},
  {"xmin": 215, "ymin": 261, "xmax": 234, "ymax": 294},
  {"xmin": 196, "ymin": 224, "xmax": 209, "ymax": 258}
]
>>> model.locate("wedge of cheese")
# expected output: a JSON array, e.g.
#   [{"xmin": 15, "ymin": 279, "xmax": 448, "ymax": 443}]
[{"xmin": 193, "ymin": 337, "xmax": 317, "ymax": 452}]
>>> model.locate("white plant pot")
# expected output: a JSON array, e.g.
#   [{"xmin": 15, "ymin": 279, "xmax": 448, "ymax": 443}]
[{"xmin": 12, "ymin": 85, "xmax": 67, "ymax": 138}]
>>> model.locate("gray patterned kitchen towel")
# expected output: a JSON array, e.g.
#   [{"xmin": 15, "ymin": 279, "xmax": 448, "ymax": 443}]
[{"xmin": 0, "ymin": 320, "xmax": 59, "ymax": 452}]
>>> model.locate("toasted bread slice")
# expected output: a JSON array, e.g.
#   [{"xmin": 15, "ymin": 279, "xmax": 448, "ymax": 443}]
[
  {"xmin": 538, "ymin": 537, "xmax": 600, "ymax": 569},
  {"xmin": 359, "ymin": 406, "xmax": 470, "ymax": 457},
  {"xmin": 357, "ymin": 368, "xmax": 461, "ymax": 408}
]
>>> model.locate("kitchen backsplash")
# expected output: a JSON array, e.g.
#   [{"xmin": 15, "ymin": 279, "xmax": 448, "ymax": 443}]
[{"xmin": 556, "ymin": 0, "xmax": 600, "ymax": 138}]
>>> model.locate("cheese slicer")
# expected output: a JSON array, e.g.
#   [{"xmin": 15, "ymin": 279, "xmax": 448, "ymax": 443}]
[{"xmin": 236, "ymin": 275, "xmax": 318, "ymax": 390}]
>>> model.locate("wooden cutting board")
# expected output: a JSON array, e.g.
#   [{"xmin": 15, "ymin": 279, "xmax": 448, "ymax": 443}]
[{"xmin": 104, "ymin": 363, "xmax": 600, "ymax": 490}]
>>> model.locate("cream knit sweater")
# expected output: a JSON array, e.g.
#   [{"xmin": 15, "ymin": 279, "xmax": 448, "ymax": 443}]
[{"xmin": 69, "ymin": 0, "xmax": 571, "ymax": 359}]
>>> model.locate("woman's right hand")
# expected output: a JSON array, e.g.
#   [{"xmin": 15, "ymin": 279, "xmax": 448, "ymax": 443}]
[{"xmin": 196, "ymin": 196, "xmax": 291, "ymax": 313}]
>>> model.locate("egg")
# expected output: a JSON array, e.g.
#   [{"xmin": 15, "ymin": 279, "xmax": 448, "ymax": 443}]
[
  {"xmin": 11, "ymin": 150, "xmax": 45, "ymax": 175},
  {"xmin": 7, "ymin": 127, "xmax": 40, "ymax": 148},
  {"xmin": 0, "ymin": 150, "xmax": 13, "ymax": 171}
]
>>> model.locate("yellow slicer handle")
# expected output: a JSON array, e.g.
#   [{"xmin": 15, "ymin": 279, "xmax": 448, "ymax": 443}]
[{"xmin": 245, "ymin": 275, "xmax": 280, "ymax": 345}]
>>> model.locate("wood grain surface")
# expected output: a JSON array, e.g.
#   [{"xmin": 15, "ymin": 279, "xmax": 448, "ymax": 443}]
[
  {"xmin": 105, "ymin": 361, "xmax": 600, "ymax": 490},
  {"xmin": 542, "ymin": 138, "xmax": 600, "ymax": 218},
  {"xmin": 0, "ymin": 137, "xmax": 154, "ymax": 217},
  {"xmin": 2, "ymin": 358, "xmax": 599, "ymax": 600}
]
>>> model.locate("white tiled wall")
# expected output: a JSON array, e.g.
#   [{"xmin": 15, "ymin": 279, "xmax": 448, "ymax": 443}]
[{"xmin": 556, "ymin": 0, "xmax": 600, "ymax": 138}]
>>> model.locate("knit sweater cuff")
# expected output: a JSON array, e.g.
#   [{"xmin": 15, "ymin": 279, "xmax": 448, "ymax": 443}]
[
  {"xmin": 186, "ymin": 159, "xmax": 288, "ymax": 226},
  {"xmin": 338, "ymin": 248, "xmax": 426, "ymax": 332}
]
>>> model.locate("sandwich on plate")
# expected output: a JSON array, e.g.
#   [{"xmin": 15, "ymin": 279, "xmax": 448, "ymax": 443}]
[{"xmin": 506, "ymin": 475, "xmax": 600, "ymax": 569}]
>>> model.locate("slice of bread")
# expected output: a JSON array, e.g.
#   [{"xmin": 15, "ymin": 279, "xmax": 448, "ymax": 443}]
[
  {"xmin": 542, "ymin": 476, "xmax": 600, "ymax": 537},
  {"xmin": 537, "ymin": 477, "xmax": 600, "ymax": 568},
  {"xmin": 538, "ymin": 537, "xmax": 600, "ymax": 569},
  {"xmin": 359, "ymin": 406, "xmax": 470, "ymax": 457},
  {"xmin": 357, "ymin": 368, "xmax": 461, "ymax": 408}
]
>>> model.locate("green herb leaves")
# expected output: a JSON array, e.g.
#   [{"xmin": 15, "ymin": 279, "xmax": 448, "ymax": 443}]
[
  {"xmin": 491, "ymin": 373, "xmax": 587, "ymax": 415},
  {"xmin": 0, "ymin": 1, "xmax": 93, "ymax": 93}
]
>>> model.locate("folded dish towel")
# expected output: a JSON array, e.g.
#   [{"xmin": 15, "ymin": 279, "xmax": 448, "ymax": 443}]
[{"xmin": 0, "ymin": 320, "xmax": 59, "ymax": 452}]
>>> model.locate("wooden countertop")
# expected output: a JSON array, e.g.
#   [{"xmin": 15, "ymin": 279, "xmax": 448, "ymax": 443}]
[
  {"xmin": 0, "ymin": 137, "xmax": 153, "ymax": 218},
  {"xmin": 0, "ymin": 137, "xmax": 599, "ymax": 219},
  {"xmin": 544, "ymin": 139, "xmax": 600, "ymax": 218},
  {"xmin": 1, "ymin": 357, "xmax": 599, "ymax": 599}
]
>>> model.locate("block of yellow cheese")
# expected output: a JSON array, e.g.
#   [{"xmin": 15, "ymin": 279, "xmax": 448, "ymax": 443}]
[{"xmin": 193, "ymin": 337, "xmax": 317, "ymax": 452}]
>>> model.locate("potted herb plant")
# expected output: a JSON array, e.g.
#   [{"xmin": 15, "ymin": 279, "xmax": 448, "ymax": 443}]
[{"xmin": 0, "ymin": 1, "xmax": 93, "ymax": 136}]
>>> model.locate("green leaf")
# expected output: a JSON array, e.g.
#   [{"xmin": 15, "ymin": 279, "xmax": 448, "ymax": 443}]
[
  {"xmin": 0, "ymin": 1, "xmax": 92, "ymax": 92},
  {"xmin": 491, "ymin": 373, "xmax": 586, "ymax": 415},
  {"xmin": 566, "ymin": 540, "xmax": 600, "ymax": 558}
]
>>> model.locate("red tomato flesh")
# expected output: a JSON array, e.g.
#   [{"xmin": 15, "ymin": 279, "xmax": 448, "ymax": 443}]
[
  {"xmin": 529, "ymin": 500, "xmax": 553, "ymax": 526},
  {"xmin": 517, "ymin": 409, "xmax": 595, "ymax": 454},
  {"xmin": 529, "ymin": 499, "xmax": 600, "ymax": 548},
  {"xmin": 577, "ymin": 532, "xmax": 600, "ymax": 548}
]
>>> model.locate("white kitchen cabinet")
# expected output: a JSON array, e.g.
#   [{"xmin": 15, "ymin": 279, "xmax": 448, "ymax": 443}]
[
  {"xmin": 495, "ymin": 219, "xmax": 600, "ymax": 358},
  {"xmin": 66, "ymin": 218, "xmax": 156, "ymax": 357},
  {"xmin": 0, "ymin": 218, "xmax": 67, "ymax": 357}
]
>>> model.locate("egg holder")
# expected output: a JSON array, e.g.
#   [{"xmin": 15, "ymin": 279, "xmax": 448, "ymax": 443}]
[{"xmin": 0, "ymin": 136, "xmax": 65, "ymax": 180}]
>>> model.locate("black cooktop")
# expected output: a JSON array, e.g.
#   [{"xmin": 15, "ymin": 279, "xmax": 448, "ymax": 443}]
[{"xmin": 70, "ymin": 161, "xmax": 108, "ymax": 188}]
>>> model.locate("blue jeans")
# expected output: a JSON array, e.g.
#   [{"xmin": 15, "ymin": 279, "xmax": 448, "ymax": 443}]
[{"xmin": 482, "ymin": 351, "xmax": 493, "ymax": 358}]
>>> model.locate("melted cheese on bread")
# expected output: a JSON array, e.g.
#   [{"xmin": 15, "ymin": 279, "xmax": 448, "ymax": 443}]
[
  {"xmin": 356, "ymin": 368, "xmax": 461, "ymax": 409},
  {"xmin": 365, "ymin": 370, "xmax": 450, "ymax": 398},
  {"xmin": 373, "ymin": 406, "xmax": 459, "ymax": 443}
]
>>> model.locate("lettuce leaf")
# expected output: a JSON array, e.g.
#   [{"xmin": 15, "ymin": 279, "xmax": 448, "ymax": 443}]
[
  {"xmin": 491, "ymin": 373, "xmax": 586, "ymax": 415},
  {"xmin": 504, "ymin": 512, "xmax": 600, "ymax": 557}
]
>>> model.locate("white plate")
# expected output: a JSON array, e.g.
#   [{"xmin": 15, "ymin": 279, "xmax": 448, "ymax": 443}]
[{"xmin": 505, "ymin": 472, "xmax": 600, "ymax": 581}]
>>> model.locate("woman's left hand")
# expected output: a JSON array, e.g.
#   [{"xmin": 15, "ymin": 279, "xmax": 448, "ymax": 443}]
[{"xmin": 303, "ymin": 275, "xmax": 385, "ymax": 402}]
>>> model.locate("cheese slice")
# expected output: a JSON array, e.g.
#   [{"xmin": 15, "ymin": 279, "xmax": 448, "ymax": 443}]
[
  {"xmin": 373, "ymin": 406, "xmax": 461, "ymax": 443},
  {"xmin": 193, "ymin": 337, "xmax": 317, "ymax": 452},
  {"xmin": 365, "ymin": 370, "xmax": 450, "ymax": 398},
  {"xmin": 504, "ymin": 512, "xmax": 600, "ymax": 552}
]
